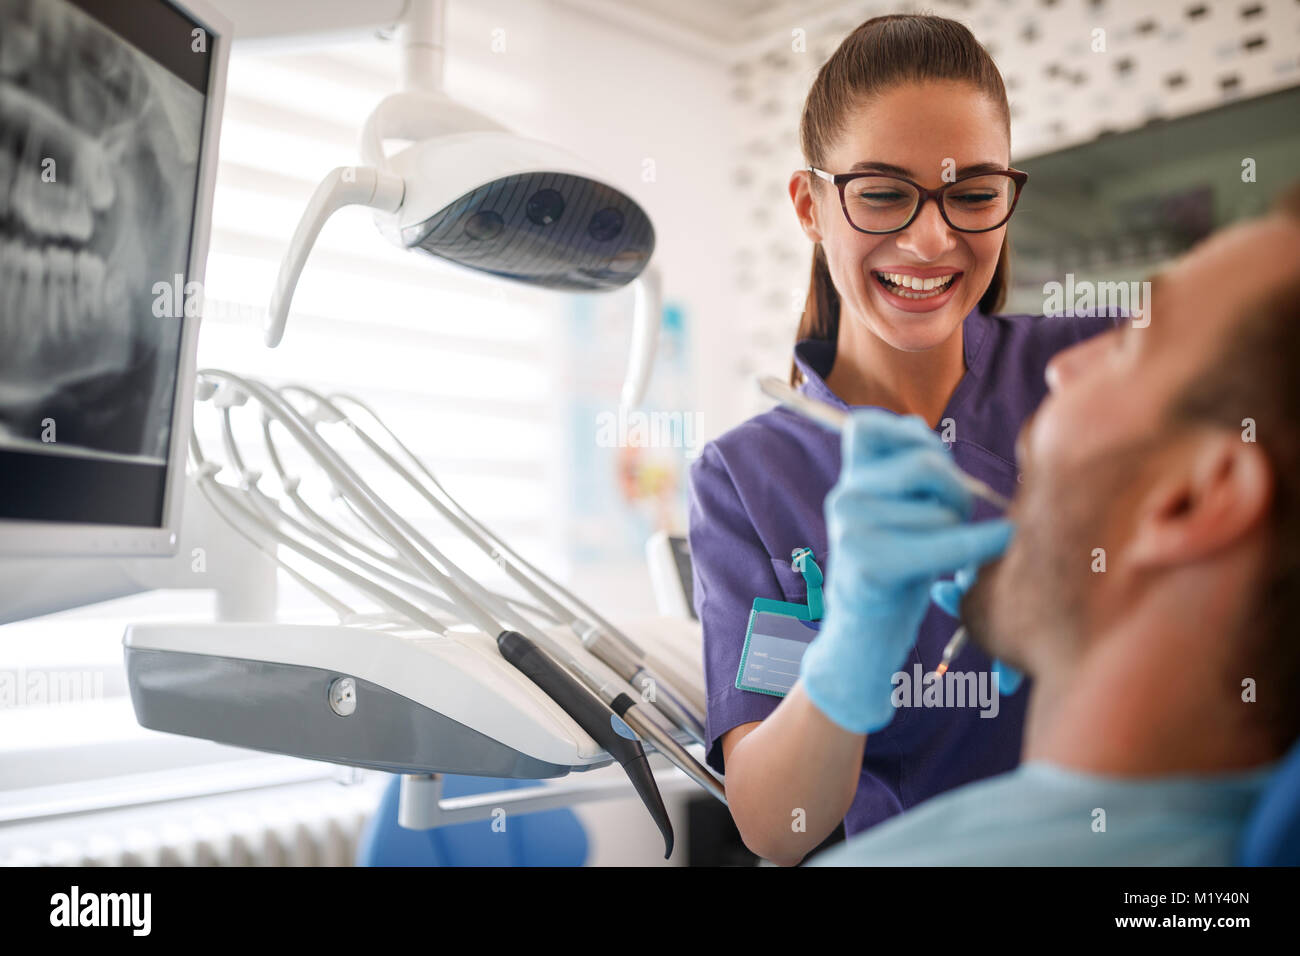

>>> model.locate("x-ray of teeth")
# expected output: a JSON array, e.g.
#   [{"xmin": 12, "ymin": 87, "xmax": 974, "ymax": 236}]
[{"xmin": 0, "ymin": 0, "xmax": 204, "ymax": 462}]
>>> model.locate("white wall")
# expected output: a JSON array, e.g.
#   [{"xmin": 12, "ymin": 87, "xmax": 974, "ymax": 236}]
[{"xmin": 425, "ymin": 0, "xmax": 742, "ymax": 619}]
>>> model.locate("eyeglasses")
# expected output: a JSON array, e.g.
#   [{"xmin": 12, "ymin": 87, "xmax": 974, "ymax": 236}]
[{"xmin": 805, "ymin": 166, "xmax": 1028, "ymax": 235}]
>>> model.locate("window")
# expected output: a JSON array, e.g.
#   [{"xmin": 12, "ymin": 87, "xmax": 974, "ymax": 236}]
[{"xmin": 0, "ymin": 35, "xmax": 568, "ymax": 797}]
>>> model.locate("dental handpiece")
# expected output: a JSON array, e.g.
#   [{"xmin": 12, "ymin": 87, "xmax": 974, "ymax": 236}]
[
  {"xmin": 756, "ymin": 376, "xmax": 1012, "ymax": 511},
  {"xmin": 496, "ymin": 630, "xmax": 674, "ymax": 858}
]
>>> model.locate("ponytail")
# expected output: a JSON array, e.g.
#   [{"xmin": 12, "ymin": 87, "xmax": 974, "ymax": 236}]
[
  {"xmin": 789, "ymin": 242, "xmax": 841, "ymax": 386},
  {"xmin": 980, "ymin": 235, "xmax": 1010, "ymax": 316}
]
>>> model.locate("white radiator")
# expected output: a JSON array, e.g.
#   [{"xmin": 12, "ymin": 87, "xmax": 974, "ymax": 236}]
[{"xmin": 1, "ymin": 776, "xmax": 389, "ymax": 867}]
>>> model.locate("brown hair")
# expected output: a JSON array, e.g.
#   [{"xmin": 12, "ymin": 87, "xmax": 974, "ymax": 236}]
[
  {"xmin": 791, "ymin": 14, "xmax": 1012, "ymax": 386},
  {"xmin": 1170, "ymin": 180, "xmax": 1300, "ymax": 750}
]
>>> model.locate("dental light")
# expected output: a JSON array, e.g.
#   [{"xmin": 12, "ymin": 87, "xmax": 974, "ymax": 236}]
[{"xmin": 264, "ymin": 0, "xmax": 661, "ymax": 410}]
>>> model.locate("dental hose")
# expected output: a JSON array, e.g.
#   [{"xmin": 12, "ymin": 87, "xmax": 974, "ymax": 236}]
[
  {"xmin": 199, "ymin": 370, "xmax": 678, "ymax": 854},
  {"xmin": 323, "ymin": 391, "xmax": 711, "ymax": 747}
]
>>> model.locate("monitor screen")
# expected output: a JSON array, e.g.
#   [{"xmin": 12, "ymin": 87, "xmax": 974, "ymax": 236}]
[{"xmin": 0, "ymin": 0, "xmax": 212, "ymax": 529}]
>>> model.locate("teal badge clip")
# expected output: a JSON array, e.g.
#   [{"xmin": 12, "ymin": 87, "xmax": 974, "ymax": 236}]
[{"xmin": 735, "ymin": 547, "xmax": 824, "ymax": 697}]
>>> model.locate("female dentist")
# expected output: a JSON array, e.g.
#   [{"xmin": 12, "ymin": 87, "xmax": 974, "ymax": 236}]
[{"xmin": 686, "ymin": 13, "xmax": 1114, "ymax": 866}]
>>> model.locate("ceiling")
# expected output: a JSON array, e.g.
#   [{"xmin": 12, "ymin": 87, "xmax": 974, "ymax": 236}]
[
  {"xmin": 208, "ymin": 0, "xmax": 867, "ymax": 60},
  {"xmin": 553, "ymin": 0, "xmax": 859, "ymax": 57}
]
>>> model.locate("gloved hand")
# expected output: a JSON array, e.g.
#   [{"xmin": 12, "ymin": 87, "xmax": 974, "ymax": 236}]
[
  {"xmin": 930, "ymin": 566, "xmax": 1024, "ymax": 695},
  {"xmin": 799, "ymin": 410, "xmax": 1014, "ymax": 734}
]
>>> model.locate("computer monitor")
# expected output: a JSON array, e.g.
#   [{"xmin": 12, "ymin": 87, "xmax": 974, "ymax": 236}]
[{"xmin": 0, "ymin": 0, "xmax": 229, "ymax": 559}]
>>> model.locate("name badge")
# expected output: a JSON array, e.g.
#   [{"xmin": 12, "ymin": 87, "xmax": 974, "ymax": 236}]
[
  {"xmin": 735, "ymin": 598, "xmax": 821, "ymax": 697},
  {"xmin": 735, "ymin": 547, "xmax": 823, "ymax": 698}
]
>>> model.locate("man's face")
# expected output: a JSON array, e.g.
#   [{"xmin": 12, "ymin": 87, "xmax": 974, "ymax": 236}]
[{"xmin": 964, "ymin": 214, "xmax": 1300, "ymax": 667}]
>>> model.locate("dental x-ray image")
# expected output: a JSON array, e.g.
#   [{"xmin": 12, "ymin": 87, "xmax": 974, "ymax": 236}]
[{"xmin": 0, "ymin": 0, "xmax": 204, "ymax": 462}]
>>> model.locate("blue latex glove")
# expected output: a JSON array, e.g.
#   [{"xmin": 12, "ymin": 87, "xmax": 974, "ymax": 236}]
[
  {"xmin": 930, "ymin": 566, "xmax": 1024, "ymax": 695},
  {"xmin": 799, "ymin": 410, "xmax": 1015, "ymax": 734}
]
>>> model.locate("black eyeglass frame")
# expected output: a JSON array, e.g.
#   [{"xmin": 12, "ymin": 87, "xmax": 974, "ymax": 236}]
[{"xmin": 805, "ymin": 166, "xmax": 1030, "ymax": 235}]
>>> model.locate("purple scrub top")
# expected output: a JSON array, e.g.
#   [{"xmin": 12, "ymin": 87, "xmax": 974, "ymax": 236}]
[{"xmin": 687, "ymin": 307, "xmax": 1115, "ymax": 837}]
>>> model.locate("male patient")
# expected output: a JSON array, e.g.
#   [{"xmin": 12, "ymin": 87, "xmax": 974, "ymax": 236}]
[{"xmin": 813, "ymin": 186, "xmax": 1300, "ymax": 865}]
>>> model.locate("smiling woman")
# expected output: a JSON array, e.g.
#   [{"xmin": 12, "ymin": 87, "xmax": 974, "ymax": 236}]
[
  {"xmin": 797, "ymin": 74, "xmax": 1023, "ymax": 410},
  {"xmin": 686, "ymin": 12, "xmax": 1118, "ymax": 867}
]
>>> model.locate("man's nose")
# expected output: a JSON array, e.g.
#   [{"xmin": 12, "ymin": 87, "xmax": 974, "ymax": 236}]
[
  {"xmin": 1044, "ymin": 333, "xmax": 1107, "ymax": 392},
  {"xmin": 894, "ymin": 198, "xmax": 957, "ymax": 260}
]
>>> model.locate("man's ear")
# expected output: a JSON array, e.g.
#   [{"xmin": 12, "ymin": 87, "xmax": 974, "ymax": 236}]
[{"xmin": 1126, "ymin": 430, "xmax": 1273, "ymax": 569}]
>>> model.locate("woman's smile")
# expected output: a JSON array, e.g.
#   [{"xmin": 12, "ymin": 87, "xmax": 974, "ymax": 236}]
[{"xmin": 870, "ymin": 266, "xmax": 965, "ymax": 312}]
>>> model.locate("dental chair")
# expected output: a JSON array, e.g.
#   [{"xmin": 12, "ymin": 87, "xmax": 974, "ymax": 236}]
[
  {"xmin": 1237, "ymin": 736, "xmax": 1300, "ymax": 866},
  {"xmin": 356, "ymin": 774, "xmax": 588, "ymax": 867}
]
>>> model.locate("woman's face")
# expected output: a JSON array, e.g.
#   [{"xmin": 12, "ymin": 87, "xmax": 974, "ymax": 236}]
[{"xmin": 802, "ymin": 81, "xmax": 1011, "ymax": 352}]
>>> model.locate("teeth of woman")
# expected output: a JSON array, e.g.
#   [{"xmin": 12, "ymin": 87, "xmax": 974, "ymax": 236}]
[{"xmin": 879, "ymin": 272, "xmax": 955, "ymax": 292}]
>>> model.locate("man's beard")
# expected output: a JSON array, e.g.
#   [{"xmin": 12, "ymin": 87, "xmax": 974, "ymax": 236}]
[{"xmin": 960, "ymin": 437, "xmax": 1159, "ymax": 670}]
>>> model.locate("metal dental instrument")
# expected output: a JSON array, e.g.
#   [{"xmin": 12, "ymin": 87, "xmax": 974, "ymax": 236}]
[
  {"xmin": 934, "ymin": 626, "xmax": 966, "ymax": 677},
  {"xmin": 757, "ymin": 375, "xmax": 1013, "ymax": 511}
]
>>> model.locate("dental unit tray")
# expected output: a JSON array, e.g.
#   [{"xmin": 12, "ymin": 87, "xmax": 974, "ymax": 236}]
[
  {"xmin": 123, "ymin": 369, "xmax": 720, "ymax": 856},
  {"xmin": 124, "ymin": 619, "xmax": 676, "ymax": 778}
]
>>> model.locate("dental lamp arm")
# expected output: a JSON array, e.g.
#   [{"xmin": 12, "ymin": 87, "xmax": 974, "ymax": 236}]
[
  {"xmin": 264, "ymin": 166, "xmax": 405, "ymax": 348},
  {"xmin": 620, "ymin": 264, "xmax": 661, "ymax": 412}
]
